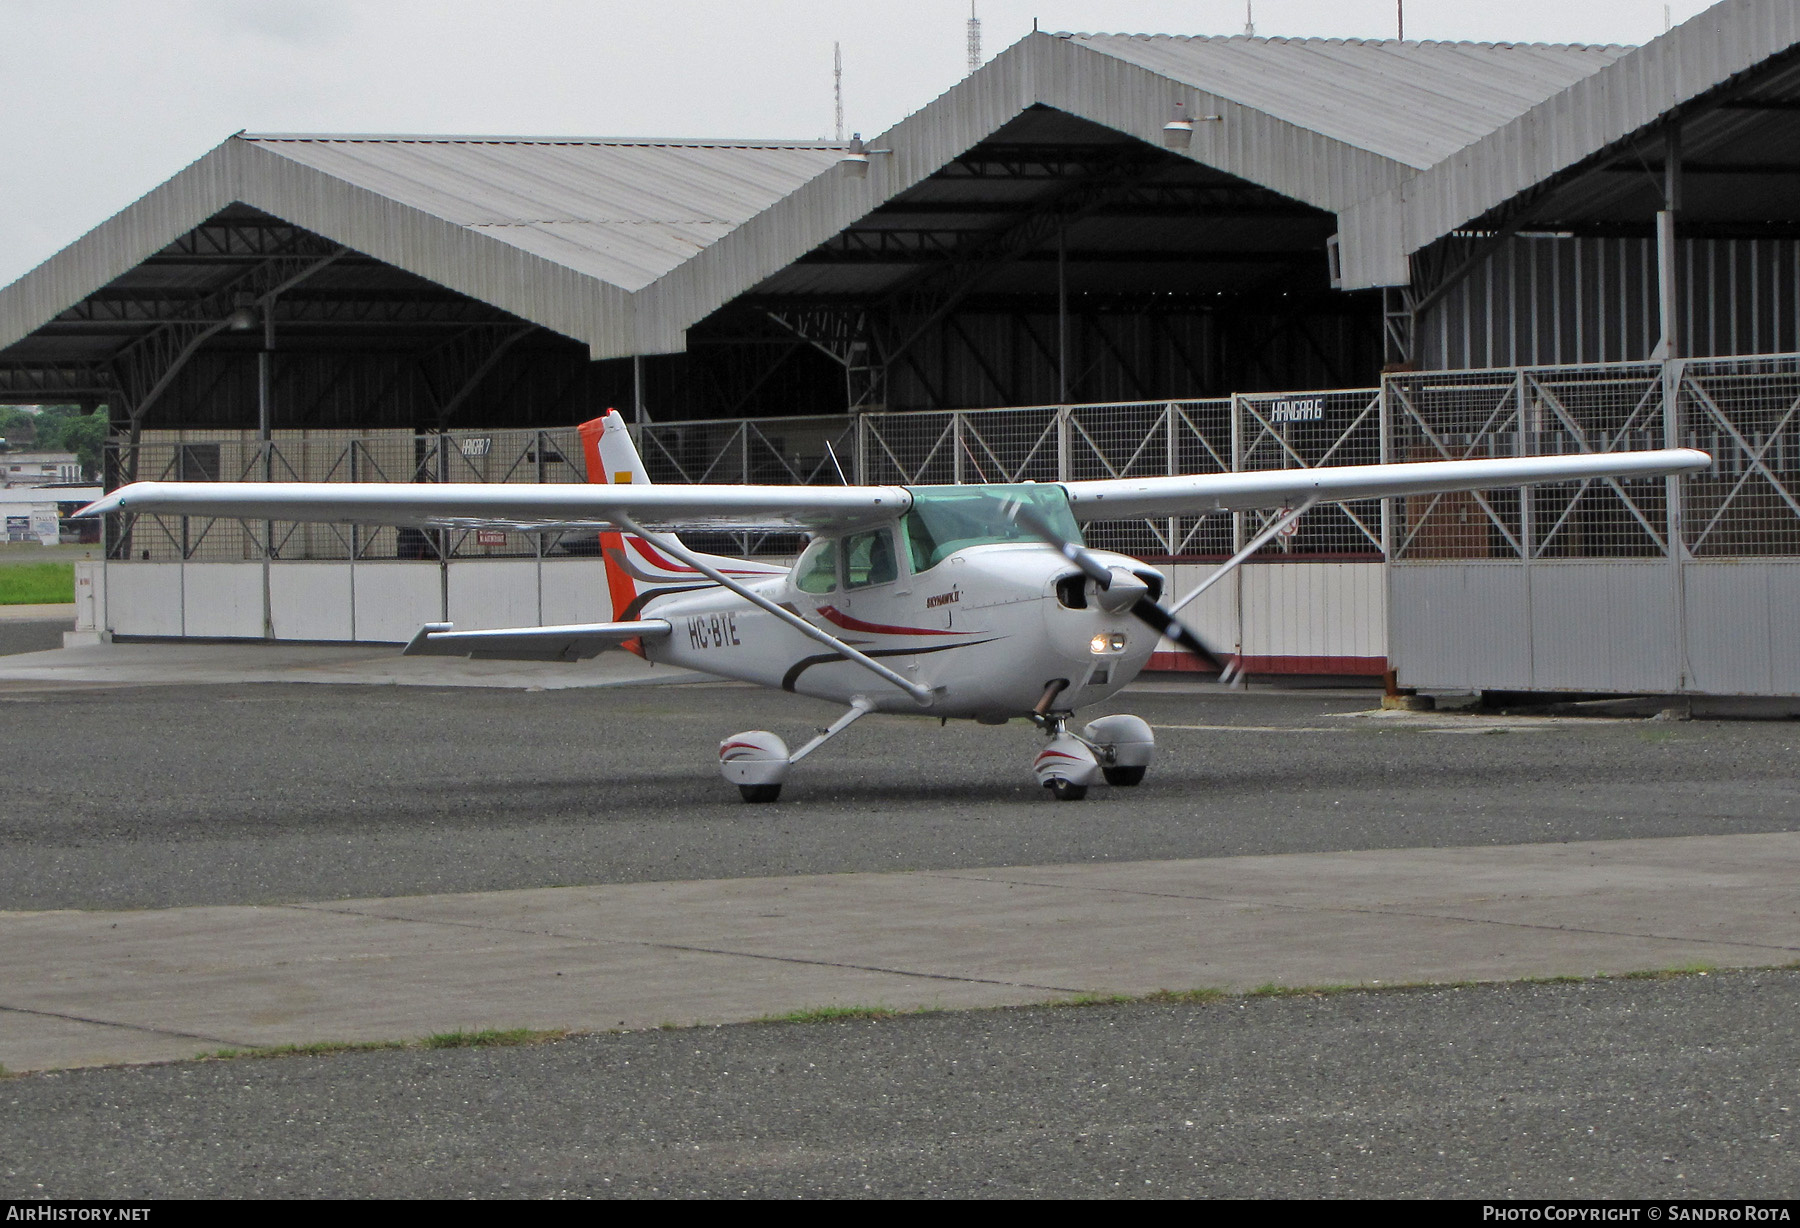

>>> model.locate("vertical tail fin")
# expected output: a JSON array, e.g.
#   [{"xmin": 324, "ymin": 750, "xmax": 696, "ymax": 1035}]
[
  {"xmin": 577, "ymin": 409, "xmax": 652, "ymax": 491},
  {"xmin": 578, "ymin": 411, "xmax": 650, "ymax": 630},
  {"xmin": 572, "ymin": 410, "xmax": 784, "ymax": 630},
  {"xmin": 574, "ymin": 411, "xmax": 786, "ymax": 633}
]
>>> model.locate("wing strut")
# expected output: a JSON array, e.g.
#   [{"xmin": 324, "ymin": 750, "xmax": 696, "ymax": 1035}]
[
  {"xmin": 613, "ymin": 515, "xmax": 934, "ymax": 706},
  {"xmin": 1168, "ymin": 497, "xmax": 1317, "ymax": 616}
]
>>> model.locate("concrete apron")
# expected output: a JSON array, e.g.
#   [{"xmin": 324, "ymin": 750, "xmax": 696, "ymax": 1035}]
[{"xmin": 3, "ymin": 831, "xmax": 1797, "ymax": 1073}]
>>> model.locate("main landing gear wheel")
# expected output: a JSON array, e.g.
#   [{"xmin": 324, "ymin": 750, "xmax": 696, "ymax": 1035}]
[
  {"xmin": 1048, "ymin": 779, "xmax": 1089, "ymax": 802},
  {"xmin": 1102, "ymin": 765, "xmax": 1146, "ymax": 787},
  {"xmin": 738, "ymin": 783, "xmax": 782, "ymax": 804}
]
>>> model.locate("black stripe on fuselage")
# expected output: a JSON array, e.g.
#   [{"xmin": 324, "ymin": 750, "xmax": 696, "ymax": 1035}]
[
  {"xmin": 780, "ymin": 638, "xmax": 1000, "ymax": 693},
  {"xmin": 620, "ymin": 584, "xmax": 711, "ymax": 621}
]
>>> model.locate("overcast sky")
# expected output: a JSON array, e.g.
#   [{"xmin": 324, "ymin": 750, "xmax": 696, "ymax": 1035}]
[{"xmin": 0, "ymin": 0, "xmax": 1723, "ymax": 289}]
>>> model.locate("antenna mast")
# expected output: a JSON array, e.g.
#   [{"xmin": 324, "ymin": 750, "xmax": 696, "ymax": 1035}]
[
  {"xmin": 833, "ymin": 42, "xmax": 844, "ymax": 143},
  {"xmin": 966, "ymin": 3, "xmax": 981, "ymax": 75},
  {"xmin": 1244, "ymin": 2, "xmax": 1256, "ymax": 37}
]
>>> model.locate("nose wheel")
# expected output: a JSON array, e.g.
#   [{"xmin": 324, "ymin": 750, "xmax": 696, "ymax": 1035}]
[{"xmin": 1032, "ymin": 710, "xmax": 1156, "ymax": 800}]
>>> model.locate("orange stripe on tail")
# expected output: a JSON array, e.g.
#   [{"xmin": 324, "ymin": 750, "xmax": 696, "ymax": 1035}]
[{"xmin": 578, "ymin": 412, "xmax": 645, "ymax": 657}]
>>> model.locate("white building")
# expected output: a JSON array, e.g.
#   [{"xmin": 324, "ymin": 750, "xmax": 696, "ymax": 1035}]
[{"xmin": 2, "ymin": 452, "xmax": 82, "ymax": 487}]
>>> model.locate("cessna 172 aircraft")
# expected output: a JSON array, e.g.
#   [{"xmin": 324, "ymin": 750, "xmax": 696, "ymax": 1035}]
[{"xmin": 81, "ymin": 412, "xmax": 1708, "ymax": 803}]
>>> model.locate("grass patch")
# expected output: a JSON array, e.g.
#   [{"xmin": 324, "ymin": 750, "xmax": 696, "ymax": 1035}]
[
  {"xmin": 203, "ymin": 1039, "xmax": 407, "ymax": 1061},
  {"xmin": 1141, "ymin": 988, "xmax": 1229, "ymax": 1005},
  {"xmin": 1245, "ymin": 981, "xmax": 1359, "ymax": 998},
  {"xmin": 196, "ymin": 1028, "xmax": 564, "ymax": 1064},
  {"xmin": 422, "ymin": 1027, "xmax": 564, "ymax": 1049},
  {"xmin": 762, "ymin": 1005, "xmax": 907, "ymax": 1024},
  {"xmin": 1619, "ymin": 963, "xmax": 1716, "ymax": 981},
  {"xmin": 136, "ymin": 963, "xmax": 1788, "ymax": 1076},
  {"xmin": 0, "ymin": 561, "xmax": 73, "ymax": 605}
]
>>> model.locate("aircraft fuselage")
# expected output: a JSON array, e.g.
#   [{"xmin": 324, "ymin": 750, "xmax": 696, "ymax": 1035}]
[{"xmin": 642, "ymin": 541, "xmax": 1160, "ymax": 719}]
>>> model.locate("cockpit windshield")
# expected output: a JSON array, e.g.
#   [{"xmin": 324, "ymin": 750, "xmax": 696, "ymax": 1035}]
[{"xmin": 899, "ymin": 483, "xmax": 1084, "ymax": 574}]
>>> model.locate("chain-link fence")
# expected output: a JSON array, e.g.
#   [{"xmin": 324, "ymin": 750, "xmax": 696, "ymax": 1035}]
[
  {"xmin": 107, "ymin": 358, "xmax": 1800, "ymax": 567},
  {"xmin": 1387, "ymin": 355, "xmax": 1800, "ymax": 563},
  {"xmin": 1677, "ymin": 355, "xmax": 1800, "ymax": 557},
  {"xmin": 106, "ymin": 427, "xmax": 589, "ymax": 563},
  {"xmin": 105, "ymin": 393, "xmax": 1390, "ymax": 564}
]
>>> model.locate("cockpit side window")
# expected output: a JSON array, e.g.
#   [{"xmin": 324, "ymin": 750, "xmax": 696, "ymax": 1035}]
[
  {"xmin": 794, "ymin": 537, "xmax": 838, "ymax": 594},
  {"xmin": 843, "ymin": 528, "xmax": 899, "ymax": 589}
]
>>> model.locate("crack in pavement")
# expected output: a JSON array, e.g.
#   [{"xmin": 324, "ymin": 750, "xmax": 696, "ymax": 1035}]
[
  {"xmin": 281, "ymin": 903, "xmax": 1086, "ymax": 995},
  {"xmin": 0, "ymin": 1002, "xmax": 247, "ymax": 1048}
]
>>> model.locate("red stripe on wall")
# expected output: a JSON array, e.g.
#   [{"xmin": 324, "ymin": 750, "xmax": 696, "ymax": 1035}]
[{"xmin": 1146, "ymin": 653, "xmax": 1387, "ymax": 677}]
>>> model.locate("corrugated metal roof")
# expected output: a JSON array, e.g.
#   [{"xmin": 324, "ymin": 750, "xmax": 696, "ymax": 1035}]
[
  {"xmin": 246, "ymin": 136, "xmax": 843, "ymax": 294},
  {"xmin": 1067, "ymin": 35, "xmax": 1630, "ymax": 170},
  {"xmin": 1337, "ymin": 0, "xmax": 1800, "ymax": 288},
  {"xmin": 5, "ymin": 8, "xmax": 1796, "ymax": 365}
]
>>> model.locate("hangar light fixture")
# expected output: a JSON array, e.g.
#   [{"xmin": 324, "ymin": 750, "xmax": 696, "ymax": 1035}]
[
  {"xmin": 839, "ymin": 133, "xmax": 892, "ymax": 180},
  {"xmin": 1161, "ymin": 104, "xmax": 1221, "ymax": 151},
  {"xmin": 225, "ymin": 306, "xmax": 259, "ymax": 332}
]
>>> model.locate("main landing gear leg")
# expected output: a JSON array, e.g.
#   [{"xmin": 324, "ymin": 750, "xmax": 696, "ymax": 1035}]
[
  {"xmin": 1029, "ymin": 682, "xmax": 1156, "ymax": 802},
  {"xmin": 718, "ymin": 698, "xmax": 875, "ymax": 804}
]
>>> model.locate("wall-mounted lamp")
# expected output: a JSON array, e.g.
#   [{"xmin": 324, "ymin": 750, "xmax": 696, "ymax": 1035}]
[
  {"xmin": 1161, "ymin": 104, "xmax": 1222, "ymax": 151},
  {"xmin": 839, "ymin": 133, "xmax": 893, "ymax": 180}
]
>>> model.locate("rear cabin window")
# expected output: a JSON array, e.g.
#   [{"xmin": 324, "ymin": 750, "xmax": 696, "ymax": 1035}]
[{"xmin": 794, "ymin": 537, "xmax": 838, "ymax": 593}]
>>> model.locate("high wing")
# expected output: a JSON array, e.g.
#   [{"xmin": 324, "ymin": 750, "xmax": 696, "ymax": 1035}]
[
  {"xmin": 76, "ymin": 481, "xmax": 911, "ymax": 533},
  {"xmin": 1061, "ymin": 449, "xmax": 1711, "ymax": 519},
  {"xmin": 79, "ymin": 449, "xmax": 1712, "ymax": 529}
]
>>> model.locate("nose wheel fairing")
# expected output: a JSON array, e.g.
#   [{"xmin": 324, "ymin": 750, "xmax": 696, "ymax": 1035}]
[{"xmin": 1031, "ymin": 710, "xmax": 1156, "ymax": 801}]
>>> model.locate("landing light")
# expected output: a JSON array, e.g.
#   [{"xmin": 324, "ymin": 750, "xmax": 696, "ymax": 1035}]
[{"xmin": 1090, "ymin": 632, "xmax": 1128, "ymax": 655}]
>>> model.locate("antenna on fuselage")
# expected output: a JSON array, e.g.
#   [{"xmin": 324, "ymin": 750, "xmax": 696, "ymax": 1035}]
[{"xmin": 824, "ymin": 440, "xmax": 849, "ymax": 484}]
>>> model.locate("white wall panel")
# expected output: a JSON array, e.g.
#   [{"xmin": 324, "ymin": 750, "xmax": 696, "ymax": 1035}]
[
  {"xmin": 540, "ymin": 559, "xmax": 610, "ymax": 624},
  {"xmin": 105, "ymin": 563, "xmax": 182, "ymax": 637},
  {"xmin": 1156, "ymin": 561, "xmax": 1386, "ymax": 665},
  {"xmin": 1239, "ymin": 562, "xmax": 1386, "ymax": 662},
  {"xmin": 1529, "ymin": 563, "xmax": 1675, "ymax": 693},
  {"xmin": 352, "ymin": 564, "xmax": 442, "ymax": 643},
  {"xmin": 181, "ymin": 564, "xmax": 263, "ymax": 639},
  {"xmin": 1161, "ymin": 562, "xmax": 1240, "ymax": 656},
  {"xmin": 1394, "ymin": 561, "xmax": 1800, "ymax": 697},
  {"xmin": 1390, "ymin": 563, "xmax": 1532, "ymax": 689},
  {"xmin": 1681, "ymin": 561, "xmax": 1800, "ymax": 696},
  {"xmin": 447, "ymin": 560, "xmax": 542, "ymax": 631},
  {"xmin": 269, "ymin": 564, "xmax": 354, "ymax": 642}
]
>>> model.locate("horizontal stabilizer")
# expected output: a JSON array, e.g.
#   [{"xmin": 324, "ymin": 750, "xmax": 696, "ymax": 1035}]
[{"xmin": 403, "ymin": 619, "xmax": 673, "ymax": 662}]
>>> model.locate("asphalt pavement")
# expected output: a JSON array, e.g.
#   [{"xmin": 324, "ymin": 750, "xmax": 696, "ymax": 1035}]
[
  {"xmin": 0, "ymin": 617, "xmax": 69, "ymax": 658},
  {"xmin": 0, "ymin": 680, "xmax": 1795, "ymax": 910},
  {"xmin": 2, "ymin": 641, "xmax": 1796, "ymax": 1198},
  {"xmin": 2, "ymin": 970, "xmax": 1794, "ymax": 1198}
]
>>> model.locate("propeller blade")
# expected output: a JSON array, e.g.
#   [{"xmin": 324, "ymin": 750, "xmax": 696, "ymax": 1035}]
[
  {"xmin": 1005, "ymin": 498, "xmax": 1229, "ymax": 673},
  {"xmin": 1128, "ymin": 597, "xmax": 1224, "ymax": 672}
]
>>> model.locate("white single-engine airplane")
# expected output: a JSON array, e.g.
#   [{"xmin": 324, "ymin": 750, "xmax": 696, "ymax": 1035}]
[{"xmin": 81, "ymin": 413, "xmax": 1709, "ymax": 802}]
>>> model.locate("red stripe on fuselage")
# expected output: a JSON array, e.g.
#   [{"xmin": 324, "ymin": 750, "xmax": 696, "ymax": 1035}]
[
  {"xmin": 814, "ymin": 605, "xmax": 959, "ymax": 637},
  {"xmin": 627, "ymin": 535, "xmax": 778, "ymax": 578}
]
